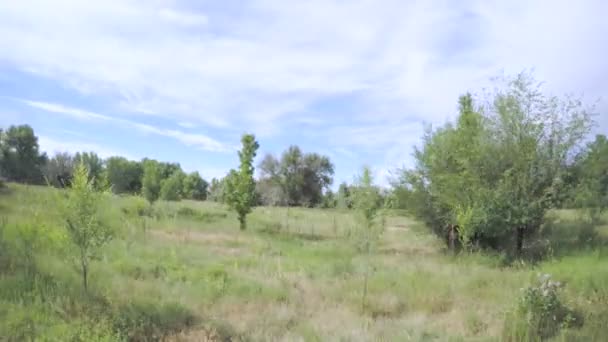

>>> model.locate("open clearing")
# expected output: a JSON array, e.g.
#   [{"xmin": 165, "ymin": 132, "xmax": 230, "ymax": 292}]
[{"xmin": 1, "ymin": 183, "xmax": 607, "ymax": 341}]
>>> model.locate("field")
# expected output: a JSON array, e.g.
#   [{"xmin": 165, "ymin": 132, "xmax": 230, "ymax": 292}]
[{"xmin": 1, "ymin": 183, "xmax": 608, "ymax": 341}]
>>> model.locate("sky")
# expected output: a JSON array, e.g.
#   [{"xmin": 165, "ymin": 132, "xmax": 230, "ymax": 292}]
[{"xmin": 0, "ymin": 0, "xmax": 606, "ymax": 188}]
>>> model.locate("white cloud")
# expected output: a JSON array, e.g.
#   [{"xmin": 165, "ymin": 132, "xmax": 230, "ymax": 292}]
[
  {"xmin": 38, "ymin": 135, "xmax": 133, "ymax": 159},
  {"xmin": 21, "ymin": 99, "xmax": 231, "ymax": 152},
  {"xmin": 1, "ymin": 0, "xmax": 606, "ymax": 176}
]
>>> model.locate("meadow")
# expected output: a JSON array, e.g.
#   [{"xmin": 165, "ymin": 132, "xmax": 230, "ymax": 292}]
[{"xmin": 1, "ymin": 183, "xmax": 607, "ymax": 341}]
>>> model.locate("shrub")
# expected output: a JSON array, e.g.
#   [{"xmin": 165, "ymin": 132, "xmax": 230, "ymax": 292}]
[
  {"xmin": 113, "ymin": 301, "xmax": 197, "ymax": 341},
  {"xmin": 503, "ymin": 274, "xmax": 581, "ymax": 340}
]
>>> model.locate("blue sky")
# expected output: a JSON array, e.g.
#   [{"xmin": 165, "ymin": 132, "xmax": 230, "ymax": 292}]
[{"xmin": 0, "ymin": 0, "xmax": 607, "ymax": 187}]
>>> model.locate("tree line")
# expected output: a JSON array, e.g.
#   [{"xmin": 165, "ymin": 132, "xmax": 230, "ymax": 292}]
[
  {"xmin": 0, "ymin": 125, "xmax": 343, "ymax": 208},
  {"xmin": 0, "ymin": 125, "xmax": 207, "ymax": 201}
]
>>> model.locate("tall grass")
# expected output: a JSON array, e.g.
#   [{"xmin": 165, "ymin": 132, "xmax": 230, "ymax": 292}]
[{"xmin": 0, "ymin": 183, "xmax": 606, "ymax": 340}]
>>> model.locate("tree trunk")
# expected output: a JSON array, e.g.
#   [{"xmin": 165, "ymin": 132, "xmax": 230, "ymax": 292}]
[
  {"xmin": 239, "ymin": 215, "xmax": 246, "ymax": 231},
  {"xmin": 82, "ymin": 260, "xmax": 88, "ymax": 293},
  {"xmin": 80, "ymin": 249, "xmax": 88, "ymax": 293},
  {"xmin": 516, "ymin": 226, "xmax": 525, "ymax": 255}
]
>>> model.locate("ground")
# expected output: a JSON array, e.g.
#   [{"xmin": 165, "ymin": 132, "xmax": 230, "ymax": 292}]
[{"xmin": 0, "ymin": 183, "xmax": 607, "ymax": 341}]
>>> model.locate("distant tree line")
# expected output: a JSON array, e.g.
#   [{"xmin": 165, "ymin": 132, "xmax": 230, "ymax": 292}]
[
  {"xmin": 0, "ymin": 125, "xmax": 346, "ymax": 208},
  {"xmin": 0, "ymin": 125, "xmax": 208, "ymax": 202}
]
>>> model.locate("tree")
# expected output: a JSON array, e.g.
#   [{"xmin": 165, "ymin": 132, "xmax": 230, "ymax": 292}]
[
  {"xmin": 43, "ymin": 152, "xmax": 75, "ymax": 187},
  {"xmin": 337, "ymin": 182, "xmax": 353, "ymax": 209},
  {"xmin": 142, "ymin": 160, "xmax": 162, "ymax": 204},
  {"xmin": 183, "ymin": 171, "xmax": 208, "ymax": 200},
  {"xmin": 321, "ymin": 189, "xmax": 337, "ymax": 208},
  {"xmin": 572, "ymin": 134, "xmax": 608, "ymax": 223},
  {"xmin": 208, "ymin": 177, "xmax": 227, "ymax": 203},
  {"xmin": 225, "ymin": 134, "xmax": 259, "ymax": 230},
  {"xmin": 0, "ymin": 124, "xmax": 47, "ymax": 184},
  {"xmin": 64, "ymin": 162, "xmax": 112, "ymax": 292},
  {"xmin": 105, "ymin": 157, "xmax": 143, "ymax": 194},
  {"xmin": 160, "ymin": 170, "xmax": 185, "ymax": 201},
  {"xmin": 351, "ymin": 166, "xmax": 382, "ymax": 311},
  {"xmin": 257, "ymin": 146, "xmax": 334, "ymax": 207},
  {"xmin": 402, "ymin": 72, "xmax": 593, "ymax": 254},
  {"xmin": 74, "ymin": 152, "xmax": 104, "ymax": 188}
]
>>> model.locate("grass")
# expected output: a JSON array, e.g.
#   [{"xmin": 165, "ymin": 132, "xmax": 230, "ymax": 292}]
[{"xmin": 1, "ymin": 183, "xmax": 607, "ymax": 341}]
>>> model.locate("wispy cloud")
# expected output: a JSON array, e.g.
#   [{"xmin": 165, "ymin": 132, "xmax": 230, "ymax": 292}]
[
  {"xmin": 21, "ymin": 99, "xmax": 231, "ymax": 152},
  {"xmin": 38, "ymin": 135, "xmax": 133, "ymax": 159},
  {"xmin": 1, "ymin": 0, "xmax": 606, "ymax": 181}
]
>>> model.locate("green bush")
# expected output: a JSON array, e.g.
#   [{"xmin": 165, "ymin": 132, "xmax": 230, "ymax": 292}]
[
  {"xmin": 503, "ymin": 274, "xmax": 581, "ymax": 341},
  {"xmin": 176, "ymin": 206, "xmax": 227, "ymax": 222},
  {"xmin": 113, "ymin": 300, "xmax": 197, "ymax": 341}
]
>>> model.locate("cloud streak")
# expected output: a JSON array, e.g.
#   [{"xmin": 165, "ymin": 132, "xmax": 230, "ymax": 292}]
[
  {"xmin": 21, "ymin": 99, "xmax": 231, "ymax": 152},
  {"xmin": 1, "ymin": 0, "xmax": 606, "ymax": 183}
]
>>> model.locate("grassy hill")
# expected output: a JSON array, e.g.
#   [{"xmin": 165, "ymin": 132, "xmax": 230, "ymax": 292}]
[{"xmin": 1, "ymin": 183, "xmax": 607, "ymax": 341}]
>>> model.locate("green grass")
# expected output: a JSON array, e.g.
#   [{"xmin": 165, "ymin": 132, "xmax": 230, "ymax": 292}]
[{"xmin": 1, "ymin": 183, "xmax": 607, "ymax": 341}]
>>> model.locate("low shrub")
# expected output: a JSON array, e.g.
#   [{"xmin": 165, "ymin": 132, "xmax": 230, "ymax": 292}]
[
  {"xmin": 113, "ymin": 300, "xmax": 198, "ymax": 341},
  {"xmin": 503, "ymin": 274, "xmax": 581, "ymax": 341}
]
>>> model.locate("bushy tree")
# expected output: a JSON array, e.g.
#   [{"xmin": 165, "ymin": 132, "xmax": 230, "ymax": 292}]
[
  {"xmin": 337, "ymin": 182, "xmax": 353, "ymax": 209},
  {"xmin": 257, "ymin": 146, "xmax": 334, "ymax": 207},
  {"xmin": 225, "ymin": 134, "xmax": 259, "ymax": 230},
  {"xmin": 142, "ymin": 160, "xmax": 162, "ymax": 204},
  {"xmin": 571, "ymin": 134, "xmax": 608, "ymax": 223},
  {"xmin": 402, "ymin": 72, "xmax": 593, "ymax": 254},
  {"xmin": 74, "ymin": 152, "xmax": 104, "ymax": 188},
  {"xmin": 105, "ymin": 156, "xmax": 143, "ymax": 194},
  {"xmin": 208, "ymin": 177, "xmax": 228, "ymax": 203},
  {"xmin": 64, "ymin": 162, "xmax": 112, "ymax": 292},
  {"xmin": 182, "ymin": 171, "xmax": 208, "ymax": 200},
  {"xmin": 160, "ymin": 170, "xmax": 185, "ymax": 201},
  {"xmin": 43, "ymin": 152, "xmax": 75, "ymax": 187},
  {"xmin": 0, "ymin": 124, "xmax": 47, "ymax": 184},
  {"xmin": 321, "ymin": 189, "xmax": 337, "ymax": 208}
]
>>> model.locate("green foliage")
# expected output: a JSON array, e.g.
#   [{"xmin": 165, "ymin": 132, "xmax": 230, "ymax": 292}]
[
  {"xmin": 225, "ymin": 133, "xmax": 259, "ymax": 230},
  {"xmin": 142, "ymin": 160, "xmax": 162, "ymax": 204},
  {"xmin": 182, "ymin": 171, "xmax": 208, "ymax": 200},
  {"xmin": 257, "ymin": 146, "xmax": 334, "ymax": 207},
  {"xmin": 113, "ymin": 300, "xmax": 197, "ymax": 341},
  {"xmin": 0, "ymin": 124, "xmax": 47, "ymax": 184},
  {"xmin": 43, "ymin": 152, "xmax": 74, "ymax": 188},
  {"xmin": 401, "ymin": 72, "xmax": 594, "ymax": 253},
  {"xmin": 571, "ymin": 134, "xmax": 608, "ymax": 223},
  {"xmin": 105, "ymin": 156, "xmax": 143, "ymax": 194},
  {"xmin": 64, "ymin": 162, "xmax": 113, "ymax": 292},
  {"xmin": 208, "ymin": 177, "xmax": 228, "ymax": 202},
  {"xmin": 504, "ymin": 274, "xmax": 580, "ymax": 340},
  {"xmin": 337, "ymin": 182, "xmax": 353, "ymax": 209},
  {"xmin": 160, "ymin": 170, "xmax": 185, "ymax": 201},
  {"xmin": 351, "ymin": 166, "xmax": 383, "ymax": 311}
]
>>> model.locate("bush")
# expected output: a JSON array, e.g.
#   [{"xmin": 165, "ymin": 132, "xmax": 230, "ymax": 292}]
[
  {"xmin": 503, "ymin": 274, "xmax": 581, "ymax": 340},
  {"xmin": 160, "ymin": 172, "xmax": 184, "ymax": 201},
  {"xmin": 113, "ymin": 301, "xmax": 197, "ymax": 341},
  {"xmin": 120, "ymin": 197, "xmax": 152, "ymax": 218},
  {"xmin": 176, "ymin": 207, "xmax": 227, "ymax": 222}
]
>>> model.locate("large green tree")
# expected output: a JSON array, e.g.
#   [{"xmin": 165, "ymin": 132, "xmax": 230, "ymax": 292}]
[
  {"xmin": 160, "ymin": 170, "xmax": 185, "ymax": 201},
  {"xmin": 257, "ymin": 146, "xmax": 334, "ymax": 207},
  {"xmin": 182, "ymin": 171, "xmax": 208, "ymax": 200},
  {"xmin": 105, "ymin": 157, "xmax": 143, "ymax": 194},
  {"xmin": 0, "ymin": 125, "xmax": 47, "ymax": 184},
  {"xmin": 402, "ymin": 73, "xmax": 593, "ymax": 254},
  {"xmin": 225, "ymin": 134, "xmax": 259, "ymax": 230}
]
